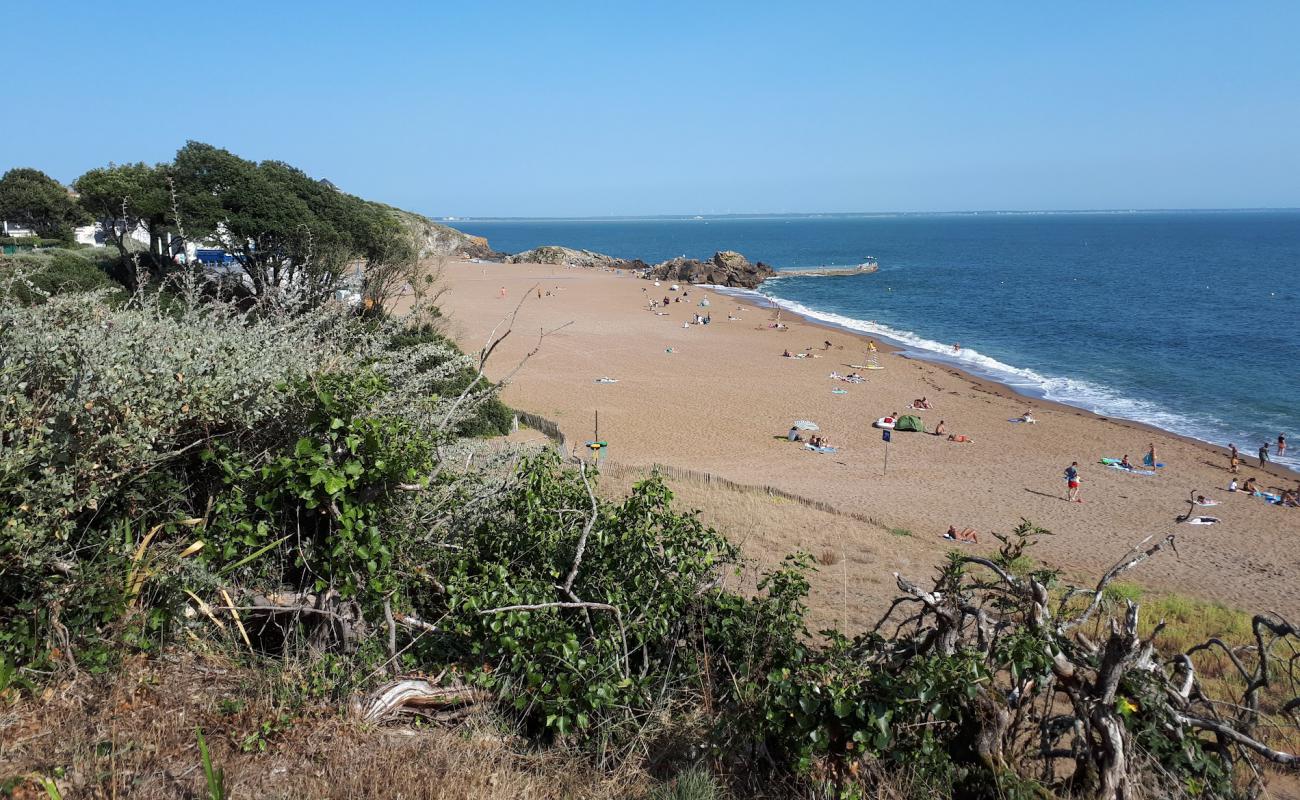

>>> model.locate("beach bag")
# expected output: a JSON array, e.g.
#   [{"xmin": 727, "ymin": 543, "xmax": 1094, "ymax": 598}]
[{"xmin": 894, "ymin": 415, "xmax": 925, "ymax": 432}]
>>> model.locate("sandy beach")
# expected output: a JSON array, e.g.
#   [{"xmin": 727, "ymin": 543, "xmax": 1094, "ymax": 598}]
[{"xmin": 430, "ymin": 259, "xmax": 1300, "ymax": 627}]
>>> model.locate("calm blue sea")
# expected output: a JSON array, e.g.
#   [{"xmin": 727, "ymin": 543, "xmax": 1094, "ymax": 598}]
[{"xmin": 453, "ymin": 212, "xmax": 1300, "ymax": 471}]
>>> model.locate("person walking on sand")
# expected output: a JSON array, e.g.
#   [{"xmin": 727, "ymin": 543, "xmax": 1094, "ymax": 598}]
[
  {"xmin": 1279, "ymin": 433, "xmax": 1287, "ymax": 456},
  {"xmin": 499, "ymin": 286, "xmax": 507, "ymax": 299},
  {"xmin": 1064, "ymin": 461, "xmax": 1082, "ymax": 503},
  {"xmin": 1259, "ymin": 442, "xmax": 1270, "ymax": 468}
]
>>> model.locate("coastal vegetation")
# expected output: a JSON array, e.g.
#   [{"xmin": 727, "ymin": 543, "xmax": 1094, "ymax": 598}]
[
  {"xmin": 0, "ymin": 154, "xmax": 1297, "ymax": 799},
  {"xmin": 2, "ymin": 144, "xmax": 466, "ymax": 308}
]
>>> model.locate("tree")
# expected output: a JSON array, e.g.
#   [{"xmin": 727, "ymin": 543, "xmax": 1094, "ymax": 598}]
[
  {"xmin": 0, "ymin": 168, "xmax": 90, "ymax": 241},
  {"xmin": 171, "ymin": 142, "xmax": 384, "ymax": 304},
  {"xmin": 357, "ymin": 210, "xmax": 425, "ymax": 314},
  {"xmin": 73, "ymin": 162, "xmax": 175, "ymax": 275}
]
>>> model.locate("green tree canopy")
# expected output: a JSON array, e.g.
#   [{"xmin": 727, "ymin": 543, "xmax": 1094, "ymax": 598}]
[
  {"xmin": 0, "ymin": 168, "xmax": 90, "ymax": 241},
  {"xmin": 73, "ymin": 162, "xmax": 175, "ymax": 273},
  {"xmin": 171, "ymin": 141, "xmax": 412, "ymax": 303}
]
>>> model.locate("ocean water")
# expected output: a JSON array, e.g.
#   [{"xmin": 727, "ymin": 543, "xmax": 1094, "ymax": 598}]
[{"xmin": 453, "ymin": 212, "xmax": 1300, "ymax": 472}]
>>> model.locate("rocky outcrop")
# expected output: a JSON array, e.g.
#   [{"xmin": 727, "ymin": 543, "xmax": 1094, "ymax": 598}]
[
  {"xmin": 644, "ymin": 250, "xmax": 775, "ymax": 289},
  {"xmin": 498, "ymin": 242, "xmax": 776, "ymax": 289},
  {"xmin": 392, "ymin": 210, "xmax": 499, "ymax": 260},
  {"xmin": 505, "ymin": 246, "xmax": 627, "ymax": 269}
]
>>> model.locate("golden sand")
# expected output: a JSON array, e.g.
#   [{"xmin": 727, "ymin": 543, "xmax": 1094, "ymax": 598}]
[{"xmin": 430, "ymin": 260, "xmax": 1300, "ymax": 625}]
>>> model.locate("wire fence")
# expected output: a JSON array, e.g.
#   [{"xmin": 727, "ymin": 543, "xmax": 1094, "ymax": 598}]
[{"xmin": 513, "ymin": 411, "xmax": 884, "ymax": 528}]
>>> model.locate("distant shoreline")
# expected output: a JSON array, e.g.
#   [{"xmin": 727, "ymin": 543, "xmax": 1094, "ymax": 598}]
[{"xmin": 440, "ymin": 208, "xmax": 1300, "ymax": 224}]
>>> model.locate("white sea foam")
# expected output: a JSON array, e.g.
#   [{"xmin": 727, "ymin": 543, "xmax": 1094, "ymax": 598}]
[{"xmin": 703, "ymin": 285, "xmax": 1257, "ymax": 455}]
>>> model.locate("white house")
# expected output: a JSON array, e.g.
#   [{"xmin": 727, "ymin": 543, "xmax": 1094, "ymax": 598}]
[{"xmin": 1, "ymin": 220, "xmax": 36, "ymax": 238}]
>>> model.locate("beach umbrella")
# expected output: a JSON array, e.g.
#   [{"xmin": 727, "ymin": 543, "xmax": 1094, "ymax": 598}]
[{"xmin": 791, "ymin": 420, "xmax": 820, "ymax": 431}]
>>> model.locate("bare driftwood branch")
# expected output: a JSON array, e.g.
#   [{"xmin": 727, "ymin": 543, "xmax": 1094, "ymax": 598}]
[
  {"xmin": 1062, "ymin": 534, "xmax": 1177, "ymax": 632},
  {"xmin": 561, "ymin": 461, "xmax": 599, "ymax": 596},
  {"xmin": 383, "ymin": 598, "xmax": 398, "ymax": 672},
  {"xmin": 359, "ymin": 678, "xmax": 490, "ymax": 723},
  {"xmin": 1174, "ymin": 713, "xmax": 1300, "ymax": 766}
]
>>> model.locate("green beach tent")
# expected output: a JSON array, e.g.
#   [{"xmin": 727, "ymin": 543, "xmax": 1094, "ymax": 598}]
[{"xmin": 893, "ymin": 415, "xmax": 925, "ymax": 432}]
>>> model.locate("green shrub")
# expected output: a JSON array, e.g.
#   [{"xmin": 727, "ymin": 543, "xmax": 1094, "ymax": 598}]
[
  {"xmin": 0, "ymin": 290, "xmax": 477, "ymax": 669},
  {"xmin": 389, "ymin": 322, "xmax": 513, "ymax": 437},
  {"xmin": 0, "ymin": 248, "xmax": 123, "ymax": 303}
]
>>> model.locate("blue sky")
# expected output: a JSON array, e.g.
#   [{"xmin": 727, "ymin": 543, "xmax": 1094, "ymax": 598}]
[{"xmin": 4, "ymin": 1, "xmax": 1298, "ymax": 216}]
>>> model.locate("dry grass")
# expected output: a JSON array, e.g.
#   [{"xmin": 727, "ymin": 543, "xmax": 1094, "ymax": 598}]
[
  {"xmin": 0, "ymin": 653, "xmax": 646, "ymax": 800},
  {"xmin": 1077, "ymin": 583, "xmax": 1300, "ymax": 761}
]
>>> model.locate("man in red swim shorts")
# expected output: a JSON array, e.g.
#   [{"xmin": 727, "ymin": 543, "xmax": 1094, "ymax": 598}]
[{"xmin": 1064, "ymin": 461, "xmax": 1082, "ymax": 503}]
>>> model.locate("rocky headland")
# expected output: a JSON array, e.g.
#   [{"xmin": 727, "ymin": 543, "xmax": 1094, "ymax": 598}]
[{"xmin": 394, "ymin": 211, "xmax": 500, "ymax": 260}]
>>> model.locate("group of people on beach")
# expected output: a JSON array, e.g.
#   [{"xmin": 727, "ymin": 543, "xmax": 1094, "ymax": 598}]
[{"xmin": 1227, "ymin": 435, "xmax": 1287, "ymax": 474}]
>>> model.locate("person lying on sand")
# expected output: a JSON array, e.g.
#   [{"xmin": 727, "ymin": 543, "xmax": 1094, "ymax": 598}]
[
  {"xmin": 1019, "ymin": 410, "xmax": 1036, "ymax": 423},
  {"xmin": 1120, "ymin": 455, "xmax": 1133, "ymax": 469},
  {"xmin": 911, "ymin": 397, "xmax": 932, "ymax": 409},
  {"xmin": 948, "ymin": 434, "xmax": 974, "ymax": 443},
  {"xmin": 944, "ymin": 525, "xmax": 979, "ymax": 543}
]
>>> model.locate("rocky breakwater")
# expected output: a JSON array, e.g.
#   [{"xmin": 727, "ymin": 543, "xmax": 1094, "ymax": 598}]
[{"xmin": 644, "ymin": 250, "xmax": 775, "ymax": 289}]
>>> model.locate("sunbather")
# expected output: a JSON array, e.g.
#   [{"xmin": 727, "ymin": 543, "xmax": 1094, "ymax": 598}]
[{"xmin": 944, "ymin": 525, "xmax": 979, "ymax": 543}]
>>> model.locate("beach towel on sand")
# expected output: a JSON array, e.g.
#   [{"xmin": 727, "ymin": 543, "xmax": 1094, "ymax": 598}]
[{"xmin": 1106, "ymin": 464, "xmax": 1156, "ymax": 476}]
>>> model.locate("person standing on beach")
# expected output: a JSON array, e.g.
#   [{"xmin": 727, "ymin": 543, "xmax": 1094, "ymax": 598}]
[
  {"xmin": 1279, "ymin": 433, "xmax": 1287, "ymax": 456},
  {"xmin": 1064, "ymin": 462, "xmax": 1081, "ymax": 503},
  {"xmin": 1229, "ymin": 443, "xmax": 1240, "ymax": 474},
  {"xmin": 499, "ymin": 286, "xmax": 507, "ymax": 299},
  {"xmin": 1144, "ymin": 442, "xmax": 1158, "ymax": 468},
  {"xmin": 1259, "ymin": 442, "xmax": 1270, "ymax": 468}
]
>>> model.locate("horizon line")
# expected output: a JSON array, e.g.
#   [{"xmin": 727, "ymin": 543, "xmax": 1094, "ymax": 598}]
[{"xmin": 435, "ymin": 206, "xmax": 1300, "ymax": 222}]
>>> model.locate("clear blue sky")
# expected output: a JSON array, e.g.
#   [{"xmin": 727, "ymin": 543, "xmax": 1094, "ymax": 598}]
[{"xmin": 5, "ymin": 1, "xmax": 1299, "ymax": 217}]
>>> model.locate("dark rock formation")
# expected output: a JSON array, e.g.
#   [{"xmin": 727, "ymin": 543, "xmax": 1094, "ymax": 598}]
[
  {"xmin": 644, "ymin": 250, "xmax": 775, "ymax": 289},
  {"xmin": 506, "ymin": 246, "xmax": 625, "ymax": 269},
  {"xmin": 497, "ymin": 243, "xmax": 775, "ymax": 289}
]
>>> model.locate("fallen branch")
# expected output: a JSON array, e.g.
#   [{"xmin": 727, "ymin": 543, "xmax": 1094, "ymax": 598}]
[{"xmin": 359, "ymin": 678, "xmax": 491, "ymax": 723}]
